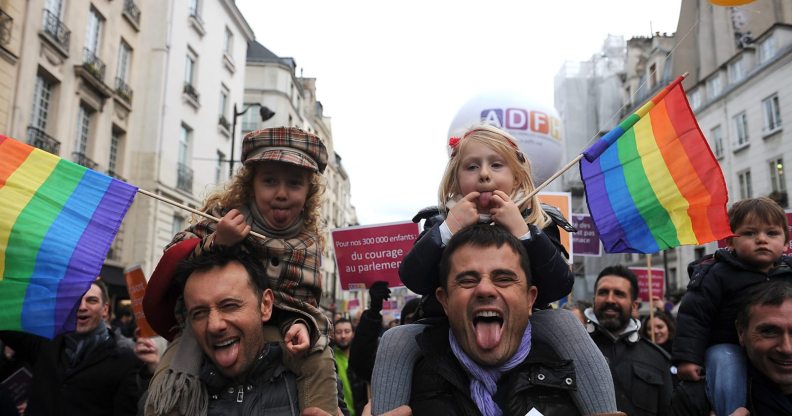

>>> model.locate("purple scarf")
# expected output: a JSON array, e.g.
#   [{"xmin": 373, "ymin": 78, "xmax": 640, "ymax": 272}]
[{"xmin": 449, "ymin": 322, "xmax": 532, "ymax": 416}]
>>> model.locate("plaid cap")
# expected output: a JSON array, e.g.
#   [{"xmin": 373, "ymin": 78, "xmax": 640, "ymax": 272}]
[{"xmin": 241, "ymin": 127, "xmax": 328, "ymax": 173}]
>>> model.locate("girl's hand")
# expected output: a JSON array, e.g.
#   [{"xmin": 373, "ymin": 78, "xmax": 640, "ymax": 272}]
[
  {"xmin": 447, "ymin": 192, "xmax": 480, "ymax": 233},
  {"xmin": 677, "ymin": 362, "xmax": 703, "ymax": 381},
  {"xmin": 489, "ymin": 190, "xmax": 529, "ymax": 237},
  {"xmin": 284, "ymin": 322, "xmax": 310, "ymax": 356},
  {"xmin": 214, "ymin": 209, "xmax": 251, "ymax": 247}
]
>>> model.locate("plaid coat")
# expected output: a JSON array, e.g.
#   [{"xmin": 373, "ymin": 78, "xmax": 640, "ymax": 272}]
[{"xmin": 169, "ymin": 206, "xmax": 331, "ymax": 351}]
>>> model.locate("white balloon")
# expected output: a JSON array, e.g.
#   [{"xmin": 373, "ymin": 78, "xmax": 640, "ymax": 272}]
[{"xmin": 448, "ymin": 91, "xmax": 564, "ymax": 184}]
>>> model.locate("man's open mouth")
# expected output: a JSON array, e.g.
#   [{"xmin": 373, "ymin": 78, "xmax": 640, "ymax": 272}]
[
  {"xmin": 212, "ymin": 338, "xmax": 240, "ymax": 368},
  {"xmin": 473, "ymin": 310, "xmax": 504, "ymax": 349}
]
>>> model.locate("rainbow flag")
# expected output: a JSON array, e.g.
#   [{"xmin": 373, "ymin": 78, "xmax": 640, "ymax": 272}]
[
  {"xmin": 579, "ymin": 76, "xmax": 731, "ymax": 253},
  {"xmin": 0, "ymin": 135, "xmax": 137, "ymax": 338}
]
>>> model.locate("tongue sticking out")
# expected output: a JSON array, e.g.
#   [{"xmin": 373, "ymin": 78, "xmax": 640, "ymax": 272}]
[
  {"xmin": 271, "ymin": 209, "xmax": 292, "ymax": 225},
  {"xmin": 475, "ymin": 321, "xmax": 503, "ymax": 350},
  {"xmin": 479, "ymin": 192, "xmax": 493, "ymax": 209},
  {"xmin": 214, "ymin": 342, "xmax": 239, "ymax": 369}
]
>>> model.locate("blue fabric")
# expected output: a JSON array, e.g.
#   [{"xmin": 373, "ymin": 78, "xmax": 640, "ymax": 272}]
[
  {"xmin": 448, "ymin": 322, "xmax": 532, "ymax": 416},
  {"xmin": 705, "ymin": 343, "xmax": 747, "ymax": 416}
]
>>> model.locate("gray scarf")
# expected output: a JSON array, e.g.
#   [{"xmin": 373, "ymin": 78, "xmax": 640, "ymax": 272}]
[{"xmin": 241, "ymin": 201, "xmax": 304, "ymax": 240}]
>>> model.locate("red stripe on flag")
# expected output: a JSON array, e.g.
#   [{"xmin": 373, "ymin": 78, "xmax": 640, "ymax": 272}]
[{"xmin": 0, "ymin": 137, "xmax": 35, "ymax": 189}]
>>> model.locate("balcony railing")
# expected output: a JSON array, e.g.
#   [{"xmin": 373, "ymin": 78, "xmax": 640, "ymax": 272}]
[
  {"xmin": 218, "ymin": 115, "xmax": 230, "ymax": 130},
  {"xmin": 177, "ymin": 163, "xmax": 193, "ymax": 193},
  {"xmin": 27, "ymin": 126, "xmax": 61, "ymax": 155},
  {"xmin": 41, "ymin": 9, "xmax": 70, "ymax": 52},
  {"xmin": 0, "ymin": 8, "xmax": 12, "ymax": 46},
  {"xmin": 72, "ymin": 152, "xmax": 99, "ymax": 170},
  {"xmin": 82, "ymin": 48, "xmax": 106, "ymax": 82},
  {"xmin": 122, "ymin": 0, "xmax": 141, "ymax": 27},
  {"xmin": 106, "ymin": 169, "xmax": 127, "ymax": 182},
  {"xmin": 115, "ymin": 77, "xmax": 133, "ymax": 103},
  {"xmin": 183, "ymin": 82, "xmax": 200, "ymax": 102}
]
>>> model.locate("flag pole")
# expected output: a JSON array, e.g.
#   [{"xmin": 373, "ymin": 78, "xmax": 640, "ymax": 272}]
[
  {"xmin": 136, "ymin": 188, "xmax": 268, "ymax": 240},
  {"xmin": 647, "ymin": 255, "xmax": 656, "ymax": 343},
  {"xmin": 518, "ymin": 72, "xmax": 689, "ymax": 206}
]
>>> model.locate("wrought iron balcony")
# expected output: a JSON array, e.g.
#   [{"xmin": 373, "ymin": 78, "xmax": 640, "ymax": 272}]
[
  {"xmin": 106, "ymin": 169, "xmax": 127, "ymax": 182},
  {"xmin": 72, "ymin": 152, "xmax": 99, "ymax": 170},
  {"xmin": 183, "ymin": 82, "xmax": 200, "ymax": 102},
  {"xmin": 82, "ymin": 48, "xmax": 106, "ymax": 82},
  {"xmin": 218, "ymin": 115, "xmax": 230, "ymax": 130},
  {"xmin": 41, "ymin": 9, "xmax": 70, "ymax": 52},
  {"xmin": 123, "ymin": 0, "xmax": 141, "ymax": 27},
  {"xmin": 27, "ymin": 126, "xmax": 61, "ymax": 155},
  {"xmin": 0, "ymin": 8, "xmax": 12, "ymax": 46},
  {"xmin": 177, "ymin": 163, "xmax": 193, "ymax": 193},
  {"xmin": 115, "ymin": 77, "xmax": 133, "ymax": 103}
]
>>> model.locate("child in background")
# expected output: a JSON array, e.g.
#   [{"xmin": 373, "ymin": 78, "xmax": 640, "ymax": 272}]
[
  {"xmin": 146, "ymin": 127, "xmax": 337, "ymax": 415},
  {"xmin": 371, "ymin": 124, "xmax": 617, "ymax": 415},
  {"xmin": 673, "ymin": 197, "xmax": 792, "ymax": 416}
]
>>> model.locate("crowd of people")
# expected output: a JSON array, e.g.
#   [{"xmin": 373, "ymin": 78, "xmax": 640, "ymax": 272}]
[{"xmin": 1, "ymin": 124, "xmax": 791, "ymax": 416}]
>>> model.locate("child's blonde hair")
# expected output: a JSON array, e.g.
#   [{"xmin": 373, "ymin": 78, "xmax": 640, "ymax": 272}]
[
  {"xmin": 198, "ymin": 163, "xmax": 326, "ymax": 248},
  {"xmin": 438, "ymin": 123, "xmax": 550, "ymax": 228},
  {"xmin": 728, "ymin": 197, "xmax": 789, "ymax": 244}
]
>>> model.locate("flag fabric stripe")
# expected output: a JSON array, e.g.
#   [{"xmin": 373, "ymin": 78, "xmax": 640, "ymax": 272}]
[
  {"xmin": 580, "ymin": 76, "xmax": 731, "ymax": 253},
  {"xmin": 664, "ymin": 89, "xmax": 731, "ymax": 239},
  {"xmin": 0, "ymin": 135, "xmax": 137, "ymax": 338},
  {"xmin": 0, "ymin": 149, "xmax": 59, "ymax": 278}
]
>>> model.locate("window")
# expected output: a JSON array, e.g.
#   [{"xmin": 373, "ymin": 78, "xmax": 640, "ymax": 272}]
[
  {"xmin": 179, "ymin": 125, "xmax": 190, "ymax": 165},
  {"xmin": 85, "ymin": 7, "xmax": 103, "ymax": 55},
  {"xmin": 707, "ymin": 74, "xmax": 722, "ymax": 100},
  {"xmin": 224, "ymin": 27, "xmax": 233, "ymax": 55},
  {"xmin": 769, "ymin": 157, "xmax": 786, "ymax": 193},
  {"xmin": 188, "ymin": 0, "xmax": 200, "ymax": 17},
  {"xmin": 75, "ymin": 105, "xmax": 91, "ymax": 155},
  {"xmin": 710, "ymin": 125, "xmax": 724, "ymax": 159},
  {"xmin": 117, "ymin": 41, "xmax": 132, "ymax": 83},
  {"xmin": 649, "ymin": 63, "xmax": 657, "ymax": 89},
  {"xmin": 738, "ymin": 169, "xmax": 753, "ymax": 199},
  {"xmin": 171, "ymin": 215, "xmax": 185, "ymax": 237},
  {"xmin": 734, "ymin": 112, "xmax": 749, "ymax": 147},
  {"xmin": 216, "ymin": 150, "xmax": 225, "ymax": 184},
  {"xmin": 31, "ymin": 75, "xmax": 53, "ymax": 130},
  {"xmin": 759, "ymin": 34, "xmax": 776, "ymax": 64},
  {"xmin": 729, "ymin": 58, "xmax": 744, "ymax": 84},
  {"xmin": 185, "ymin": 52, "xmax": 196, "ymax": 86},
  {"xmin": 219, "ymin": 85, "xmax": 228, "ymax": 119},
  {"xmin": 689, "ymin": 89, "xmax": 701, "ymax": 110},
  {"xmin": 109, "ymin": 131, "xmax": 120, "ymax": 175},
  {"xmin": 44, "ymin": 0, "xmax": 63, "ymax": 16},
  {"xmin": 241, "ymin": 103, "xmax": 259, "ymax": 132},
  {"xmin": 762, "ymin": 94, "xmax": 781, "ymax": 132}
]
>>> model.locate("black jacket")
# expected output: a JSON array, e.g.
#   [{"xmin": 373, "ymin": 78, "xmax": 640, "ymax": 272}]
[
  {"xmin": 409, "ymin": 321, "xmax": 579, "ymax": 416},
  {"xmin": 587, "ymin": 317, "xmax": 672, "ymax": 416},
  {"xmin": 399, "ymin": 208, "xmax": 573, "ymax": 308},
  {"xmin": 348, "ymin": 309, "xmax": 382, "ymax": 383},
  {"xmin": 201, "ymin": 343, "xmax": 299, "ymax": 416},
  {"xmin": 672, "ymin": 250, "xmax": 792, "ymax": 365},
  {"xmin": 0, "ymin": 329, "xmax": 143, "ymax": 416}
]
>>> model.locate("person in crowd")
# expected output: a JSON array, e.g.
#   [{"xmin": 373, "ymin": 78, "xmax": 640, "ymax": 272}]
[
  {"xmin": 349, "ymin": 281, "xmax": 390, "ymax": 385},
  {"xmin": 142, "ymin": 241, "xmax": 310, "ymax": 415},
  {"xmin": 584, "ymin": 265, "xmax": 672, "ymax": 415},
  {"xmin": 371, "ymin": 124, "xmax": 616, "ymax": 415},
  {"xmin": 334, "ymin": 318, "xmax": 366, "ymax": 416},
  {"xmin": 144, "ymin": 127, "xmax": 337, "ymax": 415},
  {"xmin": 0, "ymin": 280, "xmax": 146, "ymax": 415},
  {"xmin": 673, "ymin": 197, "xmax": 792, "ymax": 415},
  {"xmin": 111, "ymin": 307, "xmax": 136, "ymax": 339},
  {"xmin": 641, "ymin": 310, "xmax": 676, "ymax": 355},
  {"xmin": 673, "ymin": 280, "xmax": 792, "ymax": 415},
  {"xmin": 406, "ymin": 224, "xmax": 591, "ymax": 415},
  {"xmin": 562, "ymin": 301, "xmax": 591, "ymax": 326}
]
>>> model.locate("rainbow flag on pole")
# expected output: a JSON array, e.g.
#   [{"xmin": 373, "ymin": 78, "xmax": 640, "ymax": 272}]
[
  {"xmin": 580, "ymin": 76, "xmax": 731, "ymax": 253},
  {"xmin": 0, "ymin": 135, "xmax": 137, "ymax": 338}
]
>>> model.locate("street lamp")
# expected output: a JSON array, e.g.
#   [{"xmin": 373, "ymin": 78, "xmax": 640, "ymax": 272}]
[{"xmin": 229, "ymin": 103, "xmax": 276, "ymax": 175}]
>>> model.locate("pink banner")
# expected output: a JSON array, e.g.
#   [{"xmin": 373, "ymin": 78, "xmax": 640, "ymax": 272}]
[
  {"xmin": 332, "ymin": 221, "xmax": 419, "ymax": 290},
  {"xmin": 629, "ymin": 267, "xmax": 665, "ymax": 303}
]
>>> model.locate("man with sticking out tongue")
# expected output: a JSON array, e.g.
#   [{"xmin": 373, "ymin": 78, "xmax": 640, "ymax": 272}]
[{"xmin": 407, "ymin": 224, "xmax": 581, "ymax": 415}]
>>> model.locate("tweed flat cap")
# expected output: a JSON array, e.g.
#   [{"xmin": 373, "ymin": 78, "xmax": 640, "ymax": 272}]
[{"xmin": 241, "ymin": 127, "xmax": 328, "ymax": 173}]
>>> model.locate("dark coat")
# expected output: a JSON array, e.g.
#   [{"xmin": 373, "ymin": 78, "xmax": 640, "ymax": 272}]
[
  {"xmin": 672, "ymin": 250, "xmax": 792, "ymax": 365},
  {"xmin": 0, "ymin": 329, "xmax": 143, "ymax": 416},
  {"xmin": 348, "ymin": 309, "xmax": 383, "ymax": 383},
  {"xmin": 201, "ymin": 343, "xmax": 299, "ymax": 416},
  {"xmin": 399, "ymin": 213, "xmax": 573, "ymax": 308},
  {"xmin": 588, "ymin": 322, "xmax": 672, "ymax": 416},
  {"xmin": 409, "ymin": 321, "xmax": 579, "ymax": 416}
]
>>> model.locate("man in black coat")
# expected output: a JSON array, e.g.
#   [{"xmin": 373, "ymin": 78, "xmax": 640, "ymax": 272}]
[
  {"xmin": 408, "ymin": 224, "xmax": 580, "ymax": 415},
  {"xmin": 0, "ymin": 280, "xmax": 144, "ymax": 416},
  {"xmin": 584, "ymin": 265, "xmax": 672, "ymax": 416}
]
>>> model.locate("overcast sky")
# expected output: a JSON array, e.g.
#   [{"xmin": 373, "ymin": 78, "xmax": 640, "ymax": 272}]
[{"xmin": 235, "ymin": 0, "xmax": 682, "ymax": 226}]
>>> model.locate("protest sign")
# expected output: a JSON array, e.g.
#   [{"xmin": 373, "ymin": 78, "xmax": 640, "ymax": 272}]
[
  {"xmin": 629, "ymin": 267, "xmax": 665, "ymax": 303},
  {"xmin": 538, "ymin": 192, "xmax": 572, "ymax": 261},
  {"xmin": 332, "ymin": 221, "xmax": 419, "ymax": 290},
  {"xmin": 124, "ymin": 265, "xmax": 156, "ymax": 338},
  {"xmin": 572, "ymin": 214, "xmax": 601, "ymax": 256}
]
